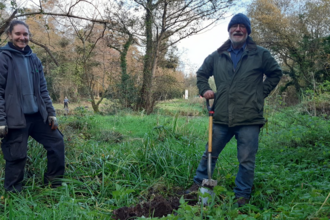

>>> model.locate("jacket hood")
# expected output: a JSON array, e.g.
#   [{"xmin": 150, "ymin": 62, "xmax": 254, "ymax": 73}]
[
  {"xmin": 0, "ymin": 43, "xmax": 33, "ymax": 56},
  {"xmin": 217, "ymin": 36, "xmax": 257, "ymax": 54}
]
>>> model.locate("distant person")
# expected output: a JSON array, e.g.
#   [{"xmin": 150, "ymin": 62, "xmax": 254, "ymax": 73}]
[
  {"xmin": 0, "ymin": 20, "xmax": 65, "ymax": 192},
  {"xmin": 64, "ymin": 96, "xmax": 69, "ymax": 109},
  {"xmin": 185, "ymin": 13, "xmax": 282, "ymax": 206}
]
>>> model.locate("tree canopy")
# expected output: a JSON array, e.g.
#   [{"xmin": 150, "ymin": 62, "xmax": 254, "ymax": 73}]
[
  {"xmin": 0, "ymin": 0, "xmax": 234, "ymax": 113},
  {"xmin": 247, "ymin": 0, "xmax": 330, "ymax": 94}
]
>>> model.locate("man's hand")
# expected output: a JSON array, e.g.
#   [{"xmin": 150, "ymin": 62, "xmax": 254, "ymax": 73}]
[
  {"xmin": 203, "ymin": 90, "xmax": 215, "ymax": 99},
  {"xmin": 48, "ymin": 116, "xmax": 58, "ymax": 130},
  {"xmin": 0, "ymin": 125, "xmax": 8, "ymax": 138}
]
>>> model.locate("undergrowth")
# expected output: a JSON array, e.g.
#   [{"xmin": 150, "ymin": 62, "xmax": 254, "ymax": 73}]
[{"xmin": 0, "ymin": 101, "xmax": 329, "ymax": 219}]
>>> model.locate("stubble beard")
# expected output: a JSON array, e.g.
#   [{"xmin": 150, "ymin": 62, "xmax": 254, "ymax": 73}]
[{"xmin": 230, "ymin": 33, "xmax": 248, "ymax": 49}]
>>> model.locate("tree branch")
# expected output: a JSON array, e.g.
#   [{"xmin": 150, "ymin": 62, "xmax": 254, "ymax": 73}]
[
  {"xmin": 30, "ymin": 39, "xmax": 59, "ymax": 66},
  {"xmin": 0, "ymin": 10, "xmax": 18, "ymax": 35},
  {"xmin": 15, "ymin": 12, "xmax": 108, "ymax": 24}
]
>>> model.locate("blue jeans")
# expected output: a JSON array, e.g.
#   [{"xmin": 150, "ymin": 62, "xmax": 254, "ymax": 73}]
[{"xmin": 193, "ymin": 124, "xmax": 260, "ymax": 199}]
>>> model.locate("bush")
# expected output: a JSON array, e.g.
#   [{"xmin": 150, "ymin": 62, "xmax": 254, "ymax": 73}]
[
  {"xmin": 99, "ymin": 99, "xmax": 121, "ymax": 115},
  {"xmin": 96, "ymin": 130, "xmax": 123, "ymax": 143},
  {"xmin": 299, "ymin": 92, "xmax": 330, "ymax": 117},
  {"xmin": 261, "ymin": 108, "xmax": 330, "ymax": 149}
]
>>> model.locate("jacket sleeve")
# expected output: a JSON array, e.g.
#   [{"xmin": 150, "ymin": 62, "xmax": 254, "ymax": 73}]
[
  {"xmin": 0, "ymin": 53, "xmax": 8, "ymax": 126},
  {"xmin": 262, "ymin": 50, "xmax": 282, "ymax": 98},
  {"xmin": 196, "ymin": 54, "xmax": 214, "ymax": 96},
  {"xmin": 36, "ymin": 56, "xmax": 56, "ymax": 117}
]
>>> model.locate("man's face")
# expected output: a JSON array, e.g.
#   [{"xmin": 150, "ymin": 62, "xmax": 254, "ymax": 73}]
[
  {"xmin": 8, "ymin": 24, "xmax": 30, "ymax": 50},
  {"xmin": 229, "ymin": 24, "xmax": 248, "ymax": 46}
]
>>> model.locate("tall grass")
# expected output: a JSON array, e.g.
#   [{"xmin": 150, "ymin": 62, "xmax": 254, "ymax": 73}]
[
  {"xmin": 0, "ymin": 104, "xmax": 211, "ymax": 219},
  {"xmin": 0, "ymin": 100, "xmax": 329, "ymax": 219}
]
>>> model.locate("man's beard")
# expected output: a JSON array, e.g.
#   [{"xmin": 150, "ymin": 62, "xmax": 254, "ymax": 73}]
[{"xmin": 230, "ymin": 32, "xmax": 247, "ymax": 48}]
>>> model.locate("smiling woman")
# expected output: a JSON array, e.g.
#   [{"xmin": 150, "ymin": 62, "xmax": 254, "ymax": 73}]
[
  {"xmin": 0, "ymin": 20, "xmax": 65, "ymax": 193},
  {"xmin": 7, "ymin": 20, "xmax": 30, "ymax": 50}
]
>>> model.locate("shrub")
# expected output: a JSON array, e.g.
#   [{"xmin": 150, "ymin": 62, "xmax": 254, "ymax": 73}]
[{"xmin": 261, "ymin": 108, "xmax": 330, "ymax": 149}]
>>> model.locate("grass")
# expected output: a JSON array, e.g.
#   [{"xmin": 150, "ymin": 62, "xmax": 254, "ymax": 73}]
[
  {"xmin": 0, "ymin": 99, "xmax": 329, "ymax": 219},
  {"xmin": 155, "ymin": 97, "xmax": 206, "ymax": 116}
]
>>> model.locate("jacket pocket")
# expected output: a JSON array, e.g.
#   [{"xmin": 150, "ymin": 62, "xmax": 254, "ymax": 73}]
[
  {"xmin": 213, "ymin": 83, "xmax": 228, "ymax": 123},
  {"xmin": 1, "ymin": 131, "xmax": 26, "ymax": 161},
  {"xmin": 5, "ymin": 94, "xmax": 25, "ymax": 128},
  {"xmin": 234, "ymin": 81, "xmax": 260, "ymax": 123},
  {"xmin": 21, "ymin": 94, "xmax": 38, "ymax": 114}
]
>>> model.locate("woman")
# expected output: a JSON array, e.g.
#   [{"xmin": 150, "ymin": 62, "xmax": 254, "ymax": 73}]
[{"xmin": 0, "ymin": 20, "xmax": 65, "ymax": 192}]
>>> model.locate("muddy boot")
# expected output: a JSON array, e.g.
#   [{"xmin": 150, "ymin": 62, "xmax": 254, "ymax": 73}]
[
  {"xmin": 184, "ymin": 183, "xmax": 200, "ymax": 194},
  {"xmin": 235, "ymin": 196, "xmax": 250, "ymax": 207},
  {"xmin": 44, "ymin": 176, "xmax": 63, "ymax": 189}
]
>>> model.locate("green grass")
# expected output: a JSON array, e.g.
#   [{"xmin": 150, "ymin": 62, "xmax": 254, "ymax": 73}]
[
  {"xmin": 0, "ymin": 100, "xmax": 329, "ymax": 219},
  {"xmin": 155, "ymin": 98, "xmax": 206, "ymax": 116}
]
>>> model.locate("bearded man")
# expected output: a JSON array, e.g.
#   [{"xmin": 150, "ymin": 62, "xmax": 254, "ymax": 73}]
[{"xmin": 185, "ymin": 13, "xmax": 282, "ymax": 206}]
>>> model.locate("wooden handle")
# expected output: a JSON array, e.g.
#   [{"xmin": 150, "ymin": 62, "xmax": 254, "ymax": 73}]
[{"xmin": 208, "ymin": 116, "xmax": 213, "ymax": 153}]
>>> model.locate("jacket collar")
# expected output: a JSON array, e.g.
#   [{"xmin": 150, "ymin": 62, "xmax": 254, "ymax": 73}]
[
  {"xmin": 8, "ymin": 42, "xmax": 32, "ymax": 55},
  {"xmin": 217, "ymin": 36, "xmax": 257, "ymax": 55}
]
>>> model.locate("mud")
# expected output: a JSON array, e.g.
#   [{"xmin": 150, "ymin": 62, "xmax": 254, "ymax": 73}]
[{"xmin": 112, "ymin": 194, "xmax": 198, "ymax": 220}]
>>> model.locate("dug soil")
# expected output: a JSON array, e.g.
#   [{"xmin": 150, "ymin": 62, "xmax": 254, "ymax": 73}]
[{"xmin": 112, "ymin": 194, "xmax": 198, "ymax": 220}]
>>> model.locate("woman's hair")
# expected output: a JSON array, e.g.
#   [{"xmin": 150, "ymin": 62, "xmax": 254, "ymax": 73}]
[{"xmin": 6, "ymin": 20, "xmax": 31, "ymax": 36}]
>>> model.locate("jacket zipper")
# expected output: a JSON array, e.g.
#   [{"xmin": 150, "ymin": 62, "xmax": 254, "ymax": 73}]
[{"xmin": 225, "ymin": 51, "xmax": 248, "ymax": 126}]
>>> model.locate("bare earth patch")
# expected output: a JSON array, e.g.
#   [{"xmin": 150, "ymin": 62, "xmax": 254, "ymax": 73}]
[{"xmin": 112, "ymin": 194, "xmax": 198, "ymax": 220}]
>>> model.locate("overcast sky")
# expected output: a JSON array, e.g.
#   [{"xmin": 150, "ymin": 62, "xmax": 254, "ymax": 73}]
[
  {"xmin": 178, "ymin": 1, "xmax": 251, "ymax": 75},
  {"xmin": 178, "ymin": 17, "xmax": 231, "ymax": 74}
]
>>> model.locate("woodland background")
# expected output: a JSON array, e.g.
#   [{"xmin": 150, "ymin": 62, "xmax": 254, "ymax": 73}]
[
  {"xmin": 0, "ymin": 1, "xmax": 330, "ymax": 219},
  {"xmin": 0, "ymin": 0, "xmax": 327, "ymax": 116}
]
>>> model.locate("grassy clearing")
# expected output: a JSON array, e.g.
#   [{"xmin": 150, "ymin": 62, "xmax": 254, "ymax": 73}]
[
  {"xmin": 155, "ymin": 97, "xmax": 206, "ymax": 116},
  {"xmin": 0, "ymin": 99, "xmax": 329, "ymax": 219}
]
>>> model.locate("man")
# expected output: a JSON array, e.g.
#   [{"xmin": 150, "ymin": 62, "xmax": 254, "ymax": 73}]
[
  {"xmin": 64, "ymin": 96, "xmax": 69, "ymax": 109},
  {"xmin": 0, "ymin": 20, "xmax": 65, "ymax": 192},
  {"xmin": 186, "ymin": 13, "xmax": 282, "ymax": 206},
  {"xmin": 64, "ymin": 96, "xmax": 69, "ymax": 115}
]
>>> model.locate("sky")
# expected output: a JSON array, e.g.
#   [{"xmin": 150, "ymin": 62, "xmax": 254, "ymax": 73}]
[
  {"xmin": 177, "ymin": 1, "xmax": 251, "ymax": 75},
  {"xmin": 178, "ymin": 17, "xmax": 231, "ymax": 74},
  {"xmin": 16, "ymin": 0, "xmax": 248, "ymax": 75}
]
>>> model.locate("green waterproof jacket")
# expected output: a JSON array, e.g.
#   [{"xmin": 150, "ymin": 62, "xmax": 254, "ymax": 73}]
[{"xmin": 197, "ymin": 37, "xmax": 282, "ymax": 127}]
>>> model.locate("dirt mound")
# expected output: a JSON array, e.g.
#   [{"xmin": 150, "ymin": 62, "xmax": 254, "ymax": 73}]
[{"xmin": 112, "ymin": 195, "xmax": 182, "ymax": 220}]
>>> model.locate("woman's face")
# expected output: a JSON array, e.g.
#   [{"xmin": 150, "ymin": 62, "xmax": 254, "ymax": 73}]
[{"xmin": 8, "ymin": 24, "xmax": 30, "ymax": 50}]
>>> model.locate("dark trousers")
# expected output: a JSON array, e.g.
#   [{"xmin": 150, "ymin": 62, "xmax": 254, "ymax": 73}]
[
  {"xmin": 1, "ymin": 113, "xmax": 65, "ymax": 192},
  {"xmin": 64, "ymin": 102, "xmax": 68, "ymax": 108}
]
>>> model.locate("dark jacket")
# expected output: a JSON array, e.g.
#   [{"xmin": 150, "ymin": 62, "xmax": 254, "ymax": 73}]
[
  {"xmin": 0, "ymin": 45, "xmax": 55, "ymax": 128},
  {"xmin": 1, "ymin": 43, "xmax": 39, "ymax": 114},
  {"xmin": 197, "ymin": 37, "xmax": 282, "ymax": 127}
]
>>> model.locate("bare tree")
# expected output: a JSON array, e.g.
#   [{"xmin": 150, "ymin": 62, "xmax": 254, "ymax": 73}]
[
  {"xmin": 132, "ymin": 0, "xmax": 234, "ymax": 113},
  {"xmin": 0, "ymin": 0, "xmax": 109, "ymax": 35},
  {"xmin": 104, "ymin": 1, "xmax": 142, "ymax": 108},
  {"xmin": 0, "ymin": 0, "xmax": 234, "ymax": 112},
  {"xmin": 0, "ymin": 0, "xmax": 109, "ymax": 65},
  {"xmin": 71, "ymin": 21, "xmax": 107, "ymax": 113}
]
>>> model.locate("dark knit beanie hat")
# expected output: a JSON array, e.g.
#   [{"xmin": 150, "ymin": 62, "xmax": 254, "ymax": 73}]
[{"xmin": 227, "ymin": 13, "xmax": 251, "ymax": 35}]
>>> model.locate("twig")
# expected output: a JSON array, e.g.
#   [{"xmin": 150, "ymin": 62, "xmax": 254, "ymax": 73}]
[
  {"xmin": 0, "ymin": 10, "xmax": 17, "ymax": 35},
  {"xmin": 30, "ymin": 39, "xmax": 59, "ymax": 66},
  {"xmin": 316, "ymin": 192, "xmax": 330, "ymax": 216}
]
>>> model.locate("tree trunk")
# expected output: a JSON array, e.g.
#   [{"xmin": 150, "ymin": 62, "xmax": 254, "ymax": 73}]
[
  {"xmin": 120, "ymin": 35, "xmax": 134, "ymax": 108},
  {"xmin": 91, "ymin": 100, "xmax": 99, "ymax": 113},
  {"xmin": 136, "ymin": 0, "xmax": 154, "ymax": 113}
]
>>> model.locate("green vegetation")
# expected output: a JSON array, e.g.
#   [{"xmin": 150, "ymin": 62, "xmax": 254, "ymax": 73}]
[
  {"xmin": 0, "ymin": 99, "xmax": 329, "ymax": 219},
  {"xmin": 155, "ymin": 98, "xmax": 206, "ymax": 116}
]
